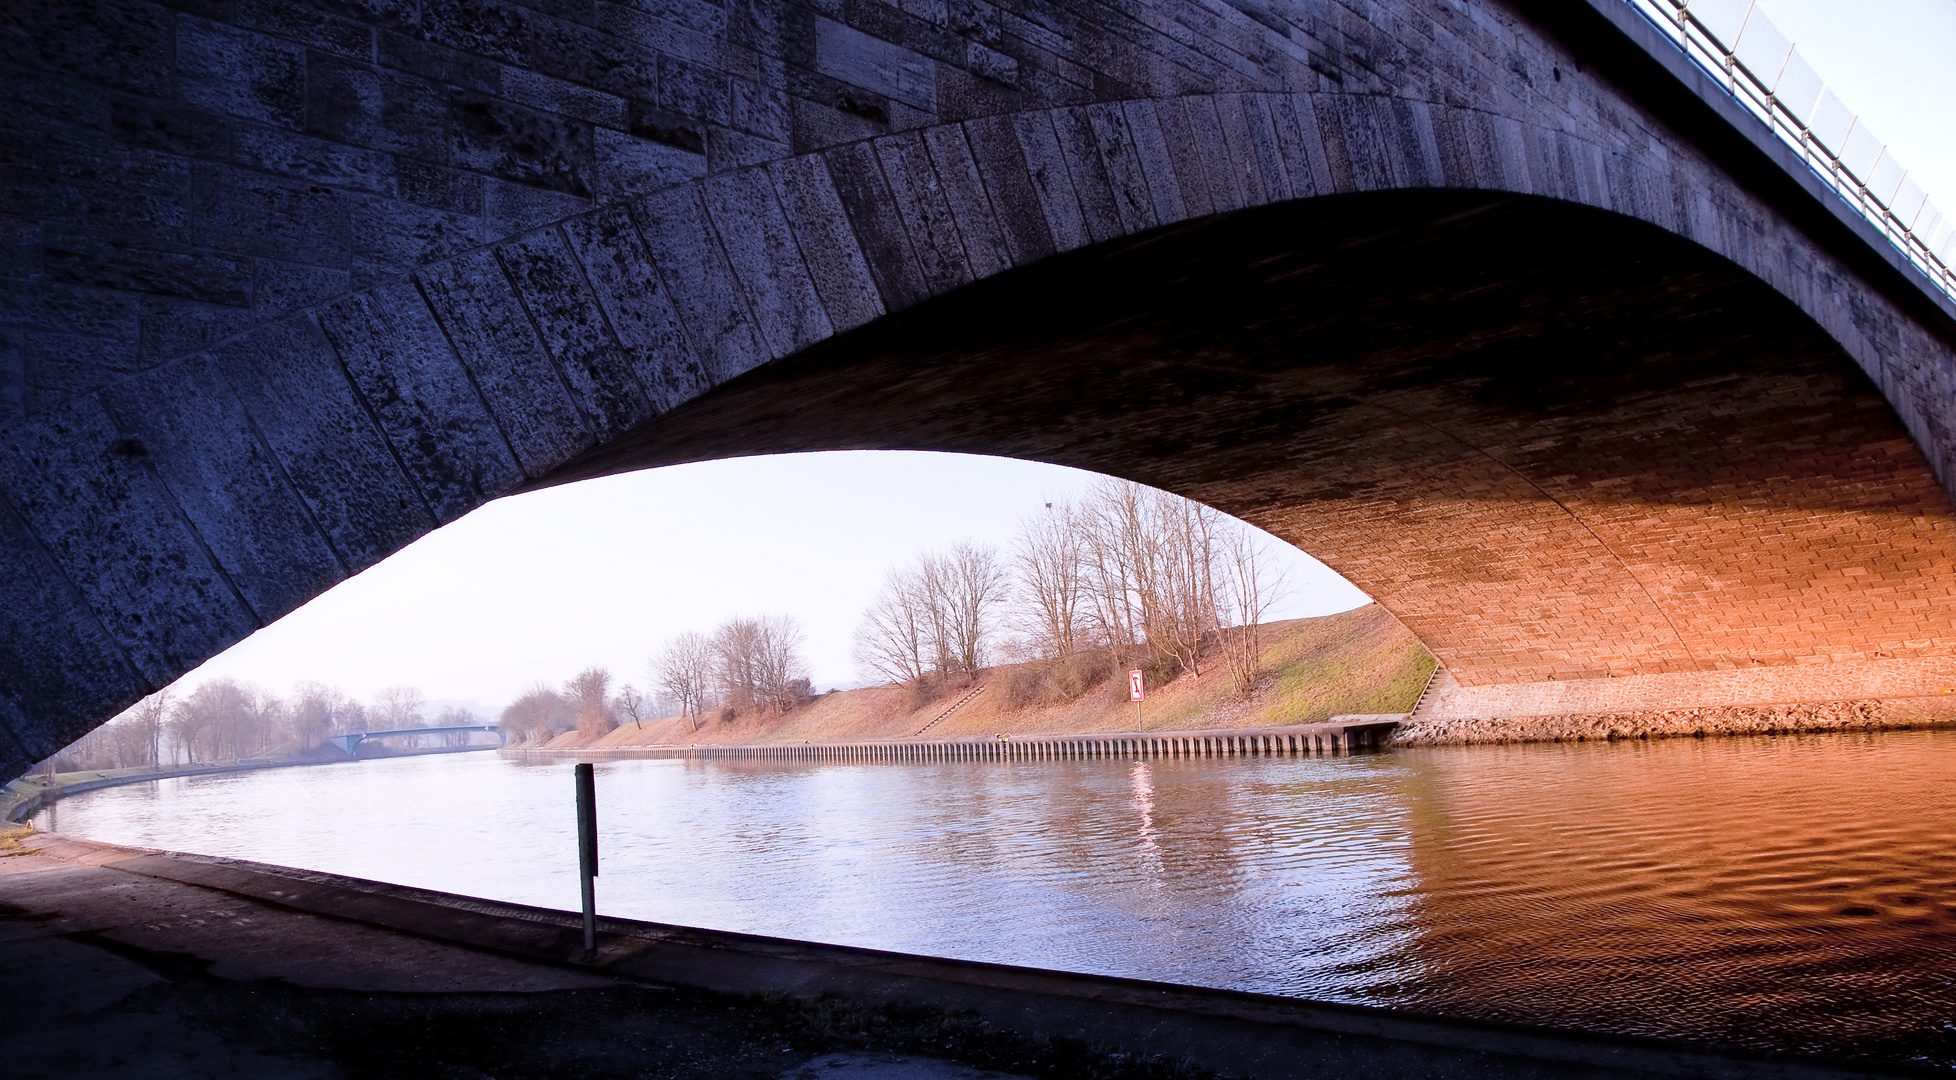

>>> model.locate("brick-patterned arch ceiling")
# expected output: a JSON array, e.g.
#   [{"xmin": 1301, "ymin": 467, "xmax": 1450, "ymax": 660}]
[{"xmin": 550, "ymin": 191, "xmax": 1956, "ymax": 686}]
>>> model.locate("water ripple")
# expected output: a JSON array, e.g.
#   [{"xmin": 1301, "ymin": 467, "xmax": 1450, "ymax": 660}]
[{"xmin": 34, "ymin": 730, "xmax": 1956, "ymax": 1069}]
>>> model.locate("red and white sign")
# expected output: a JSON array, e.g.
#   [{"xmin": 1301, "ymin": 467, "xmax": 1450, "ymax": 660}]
[{"xmin": 1128, "ymin": 669, "xmax": 1145, "ymax": 702}]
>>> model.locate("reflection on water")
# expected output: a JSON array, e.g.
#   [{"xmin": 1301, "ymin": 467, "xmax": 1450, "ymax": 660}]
[
  {"xmin": 35, "ymin": 731, "xmax": 1956, "ymax": 1068},
  {"xmin": 1130, "ymin": 762, "xmax": 1161, "ymax": 877}
]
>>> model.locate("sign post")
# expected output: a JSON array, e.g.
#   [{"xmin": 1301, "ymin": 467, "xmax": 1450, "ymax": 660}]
[
  {"xmin": 1129, "ymin": 668, "xmax": 1145, "ymax": 728},
  {"xmin": 574, "ymin": 762, "xmax": 598, "ymax": 957}
]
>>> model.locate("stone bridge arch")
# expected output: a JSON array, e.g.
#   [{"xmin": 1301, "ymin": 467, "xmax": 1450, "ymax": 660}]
[{"xmin": 5, "ymin": 0, "xmax": 1956, "ymax": 776}]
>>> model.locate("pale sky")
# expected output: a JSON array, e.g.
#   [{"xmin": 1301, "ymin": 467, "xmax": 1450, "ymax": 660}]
[
  {"xmin": 1759, "ymin": 0, "xmax": 1956, "ymax": 219},
  {"xmin": 164, "ymin": 2, "xmax": 1956, "ymax": 719}
]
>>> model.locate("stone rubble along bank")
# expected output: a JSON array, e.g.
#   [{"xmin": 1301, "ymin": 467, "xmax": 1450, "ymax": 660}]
[{"xmin": 1389, "ymin": 699, "xmax": 1956, "ymax": 746}]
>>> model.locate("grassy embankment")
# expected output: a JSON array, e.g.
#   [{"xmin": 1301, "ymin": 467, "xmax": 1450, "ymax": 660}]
[{"xmin": 521, "ymin": 604, "xmax": 1435, "ymax": 752}]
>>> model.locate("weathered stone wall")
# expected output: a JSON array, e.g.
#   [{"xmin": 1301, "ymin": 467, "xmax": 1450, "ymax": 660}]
[
  {"xmin": 1417, "ymin": 660, "xmax": 1956, "ymax": 719},
  {"xmin": 555, "ymin": 187, "xmax": 1956, "ymax": 703},
  {"xmin": 4, "ymin": 0, "xmax": 1956, "ymax": 777},
  {"xmin": 1393, "ymin": 699, "xmax": 1951, "ymax": 747},
  {"xmin": 1400, "ymin": 662, "xmax": 1956, "ymax": 741}
]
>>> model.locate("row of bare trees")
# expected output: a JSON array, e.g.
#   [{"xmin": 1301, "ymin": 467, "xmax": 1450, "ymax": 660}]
[
  {"xmin": 653, "ymin": 615, "xmax": 812, "ymax": 730},
  {"xmin": 497, "ymin": 666, "xmax": 656, "ymax": 743},
  {"xmin": 46, "ymin": 681, "xmax": 482, "ymax": 773},
  {"xmin": 855, "ymin": 479, "xmax": 1286, "ymax": 700},
  {"xmin": 853, "ymin": 543, "xmax": 1009, "ymax": 687},
  {"xmin": 55, "ymin": 639, "xmax": 799, "ymax": 765}
]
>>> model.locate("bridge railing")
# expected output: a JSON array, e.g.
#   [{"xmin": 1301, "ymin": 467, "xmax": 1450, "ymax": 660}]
[{"xmin": 1623, "ymin": 0, "xmax": 1956, "ymax": 301}]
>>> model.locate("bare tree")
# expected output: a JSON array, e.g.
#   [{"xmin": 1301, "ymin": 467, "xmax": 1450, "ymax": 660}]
[
  {"xmin": 371, "ymin": 685, "xmax": 426, "ymax": 729},
  {"xmin": 54, "ymin": 679, "xmax": 308, "ymax": 770},
  {"xmin": 712, "ymin": 617, "xmax": 765, "ymax": 715},
  {"xmin": 289, "ymin": 682, "xmax": 354, "ymax": 751},
  {"xmin": 855, "ymin": 544, "xmax": 1005, "ymax": 688},
  {"xmin": 656, "ymin": 632, "xmax": 714, "ymax": 730},
  {"xmin": 614, "ymin": 684, "xmax": 649, "ymax": 729},
  {"xmin": 113, "ymin": 711, "xmax": 153, "ymax": 768},
  {"xmin": 1077, "ymin": 480, "xmax": 1147, "ymax": 657},
  {"xmin": 251, "ymin": 688, "xmax": 292, "ymax": 756},
  {"xmin": 433, "ymin": 704, "xmax": 478, "ymax": 747},
  {"xmin": 499, "ymin": 684, "xmax": 569, "ymax": 743},
  {"xmin": 214, "ymin": 679, "xmax": 259, "ymax": 760},
  {"xmin": 52, "ymin": 702, "xmax": 159, "ymax": 771},
  {"xmin": 1152, "ymin": 493, "xmax": 1224, "ymax": 676},
  {"xmin": 370, "ymin": 684, "xmax": 428, "ymax": 749},
  {"xmin": 565, "ymin": 667, "xmax": 616, "ymax": 737},
  {"xmin": 167, "ymin": 698, "xmax": 203, "ymax": 765},
  {"xmin": 335, "ymin": 699, "xmax": 368, "ymax": 737},
  {"xmin": 752, "ymin": 614, "xmax": 811, "ymax": 713},
  {"xmin": 127, "ymin": 688, "xmax": 171, "ymax": 768},
  {"xmin": 171, "ymin": 679, "xmax": 260, "ymax": 763},
  {"xmin": 853, "ymin": 567, "xmax": 932, "ymax": 687},
  {"xmin": 712, "ymin": 614, "xmax": 809, "ymax": 715},
  {"xmin": 933, "ymin": 542, "xmax": 1007, "ymax": 677},
  {"xmin": 1068, "ymin": 478, "xmax": 1232, "ymax": 678},
  {"xmin": 1014, "ymin": 503, "xmax": 1088, "ymax": 661},
  {"xmin": 1220, "ymin": 526, "xmax": 1288, "ymax": 696}
]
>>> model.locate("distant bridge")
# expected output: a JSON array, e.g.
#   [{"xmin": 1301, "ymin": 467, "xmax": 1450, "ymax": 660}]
[{"xmin": 325, "ymin": 726, "xmax": 506, "ymax": 759}]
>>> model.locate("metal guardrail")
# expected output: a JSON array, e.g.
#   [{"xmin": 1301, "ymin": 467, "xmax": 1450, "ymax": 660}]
[{"xmin": 1622, "ymin": 0, "xmax": 1956, "ymax": 300}]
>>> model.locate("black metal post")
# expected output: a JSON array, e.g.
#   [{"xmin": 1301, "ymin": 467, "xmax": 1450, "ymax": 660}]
[{"xmin": 574, "ymin": 762, "xmax": 598, "ymax": 957}]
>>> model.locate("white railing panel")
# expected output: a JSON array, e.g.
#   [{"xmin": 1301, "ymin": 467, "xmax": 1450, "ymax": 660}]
[{"xmin": 1628, "ymin": 0, "xmax": 1954, "ymax": 298}]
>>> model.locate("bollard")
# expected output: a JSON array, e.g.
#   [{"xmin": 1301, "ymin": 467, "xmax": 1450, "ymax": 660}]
[{"xmin": 575, "ymin": 762, "xmax": 598, "ymax": 957}]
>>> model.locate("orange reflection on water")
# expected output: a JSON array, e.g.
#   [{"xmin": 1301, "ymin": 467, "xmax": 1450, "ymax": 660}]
[{"xmin": 1381, "ymin": 732, "xmax": 1956, "ymax": 1061}]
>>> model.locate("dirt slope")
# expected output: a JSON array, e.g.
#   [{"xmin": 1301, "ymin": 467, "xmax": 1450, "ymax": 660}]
[{"xmin": 524, "ymin": 605, "xmax": 1433, "ymax": 751}]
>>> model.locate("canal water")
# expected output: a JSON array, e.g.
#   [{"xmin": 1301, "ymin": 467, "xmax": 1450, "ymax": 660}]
[{"xmin": 33, "ymin": 730, "xmax": 1956, "ymax": 1069}]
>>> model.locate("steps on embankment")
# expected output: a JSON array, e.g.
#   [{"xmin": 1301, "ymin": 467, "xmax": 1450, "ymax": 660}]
[
  {"xmin": 911, "ymin": 683, "xmax": 987, "ymax": 736},
  {"xmin": 505, "ymin": 718, "xmax": 1405, "ymax": 764},
  {"xmin": 1403, "ymin": 664, "xmax": 1454, "ymax": 724}
]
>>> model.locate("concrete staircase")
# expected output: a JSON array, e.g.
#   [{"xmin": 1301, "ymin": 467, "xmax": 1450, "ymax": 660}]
[
  {"xmin": 1404, "ymin": 664, "xmax": 1455, "ymax": 723},
  {"xmin": 912, "ymin": 684, "xmax": 988, "ymax": 737}
]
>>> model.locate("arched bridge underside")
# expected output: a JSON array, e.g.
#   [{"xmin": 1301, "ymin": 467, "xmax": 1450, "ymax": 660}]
[{"xmin": 5, "ymin": 0, "xmax": 1956, "ymax": 776}]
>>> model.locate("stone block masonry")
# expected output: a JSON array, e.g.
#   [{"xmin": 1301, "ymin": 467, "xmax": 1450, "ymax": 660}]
[
  {"xmin": 4, "ymin": 0, "xmax": 1956, "ymax": 777},
  {"xmin": 1394, "ymin": 700, "xmax": 1951, "ymax": 747}
]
